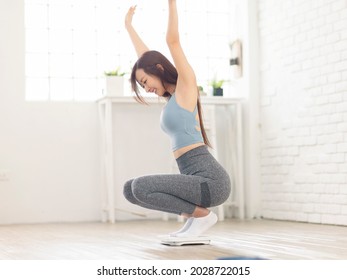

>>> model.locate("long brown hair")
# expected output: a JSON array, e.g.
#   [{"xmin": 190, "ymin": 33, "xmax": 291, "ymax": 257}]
[{"xmin": 130, "ymin": 50, "xmax": 211, "ymax": 148}]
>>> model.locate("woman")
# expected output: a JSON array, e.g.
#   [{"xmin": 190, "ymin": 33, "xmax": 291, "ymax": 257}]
[{"xmin": 123, "ymin": 1, "xmax": 231, "ymax": 238}]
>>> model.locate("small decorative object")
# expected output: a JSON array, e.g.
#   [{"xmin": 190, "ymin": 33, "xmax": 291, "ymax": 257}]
[
  {"xmin": 103, "ymin": 67, "xmax": 126, "ymax": 96},
  {"xmin": 229, "ymin": 39, "xmax": 243, "ymax": 79},
  {"xmin": 210, "ymin": 79, "xmax": 225, "ymax": 96}
]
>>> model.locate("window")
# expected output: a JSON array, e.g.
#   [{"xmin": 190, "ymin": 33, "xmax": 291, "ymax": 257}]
[{"xmin": 25, "ymin": 0, "xmax": 234, "ymax": 101}]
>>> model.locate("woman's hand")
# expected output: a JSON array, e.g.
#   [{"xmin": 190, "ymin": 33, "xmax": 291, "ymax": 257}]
[
  {"xmin": 125, "ymin": 5, "xmax": 136, "ymax": 28},
  {"xmin": 124, "ymin": 5, "xmax": 149, "ymax": 58}
]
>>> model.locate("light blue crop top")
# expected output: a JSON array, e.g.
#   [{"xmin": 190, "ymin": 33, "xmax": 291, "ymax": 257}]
[{"xmin": 160, "ymin": 93, "xmax": 204, "ymax": 151}]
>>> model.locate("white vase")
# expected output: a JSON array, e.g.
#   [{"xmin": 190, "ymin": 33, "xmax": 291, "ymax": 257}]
[{"xmin": 104, "ymin": 76, "xmax": 124, "ymax": 96}]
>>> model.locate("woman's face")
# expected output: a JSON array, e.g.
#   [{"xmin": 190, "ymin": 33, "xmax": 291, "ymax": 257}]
[{"xmin": 135, "ymin": 68, "xmax": 166, "ymax": 96}]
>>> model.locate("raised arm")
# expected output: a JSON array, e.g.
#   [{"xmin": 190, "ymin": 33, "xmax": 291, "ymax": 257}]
[
  {"xmin": 166, "ymin": 0, "xmax": 197, "ymax": 106},
  {"xmin": 125, "ymin": 6, "xmax": 150, "ymax": 58},
  {"xmin": 166, "ymin": 0, "xmax": 180, "ymax": 44}
]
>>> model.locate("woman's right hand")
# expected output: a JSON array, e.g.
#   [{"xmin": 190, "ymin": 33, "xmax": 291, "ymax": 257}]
[{"xmin": 125, "ymin": 6, "xmax": 136, "ymax": 28}]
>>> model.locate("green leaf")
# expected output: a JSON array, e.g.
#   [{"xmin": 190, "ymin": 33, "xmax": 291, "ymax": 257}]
[{"xmin": 104, "ymin": 67, "xmax": 126, "ymax": 76}]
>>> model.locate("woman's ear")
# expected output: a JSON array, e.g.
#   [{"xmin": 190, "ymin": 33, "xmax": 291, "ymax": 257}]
[{"xmin": 156, "ymin": 64, "xmax": 164, "ymax": 73}]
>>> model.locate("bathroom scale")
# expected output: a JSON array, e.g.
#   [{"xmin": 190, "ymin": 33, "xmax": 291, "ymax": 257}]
[{"xmin": 160, "ymin": 236, "xmax": 211, "ymax": 246}]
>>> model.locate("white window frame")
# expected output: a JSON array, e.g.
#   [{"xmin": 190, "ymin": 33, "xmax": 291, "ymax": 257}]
[{"xmin": 25, "ymin": 0, "xmax": 235, "ymax": 101}]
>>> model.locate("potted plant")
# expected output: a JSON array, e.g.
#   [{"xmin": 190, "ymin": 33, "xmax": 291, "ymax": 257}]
[
  {"xmin": 198, "ymin": 85, "xmax": 207, "ymax": 96},
  {"xmin": 210, "ymin": 79, "xmax": 225, "ymax": 96},
  {"xmin": 103, "ymin": 67, "xmax": 127, "ymax": 96}
]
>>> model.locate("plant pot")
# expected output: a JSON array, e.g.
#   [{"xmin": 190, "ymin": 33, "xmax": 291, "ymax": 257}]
[
  {"xmin": 213, "ymin": 88, "xmax": 223, "ymax": 96},
  {"xmin": 104, "ymin": 76, "xmax": 124, "ymax": 96}
]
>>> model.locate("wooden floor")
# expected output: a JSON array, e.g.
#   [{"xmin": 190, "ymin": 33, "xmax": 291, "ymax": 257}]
[{"xmin": 1, "ymin": 219, "xmax": 347, "ymax": 260}]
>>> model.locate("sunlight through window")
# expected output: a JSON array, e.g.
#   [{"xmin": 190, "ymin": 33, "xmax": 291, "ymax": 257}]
[{"xmin": 25, "ymin": 0, "xmax": 234, "ymax": 101}]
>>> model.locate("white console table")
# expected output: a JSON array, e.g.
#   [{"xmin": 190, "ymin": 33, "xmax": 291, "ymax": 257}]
[{"xmin": 97, "ymin": 95, "xmax": 245, "ymax": 223}]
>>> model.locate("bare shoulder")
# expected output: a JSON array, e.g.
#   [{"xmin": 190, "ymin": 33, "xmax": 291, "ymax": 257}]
[{"xmin": 175, "ymin": 81, "xmax": 198, "ymax": 112}]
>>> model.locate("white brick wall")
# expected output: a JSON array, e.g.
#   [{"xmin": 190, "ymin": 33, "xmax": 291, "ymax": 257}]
[{"xmin": 258, "ymin": 0, "xmax": 347, "ymax": 225}]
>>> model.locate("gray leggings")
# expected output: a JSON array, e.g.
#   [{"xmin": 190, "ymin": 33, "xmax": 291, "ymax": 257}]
[{"xmin": 123, "ymin": 145, "xmax": 231, "ymax": 215}]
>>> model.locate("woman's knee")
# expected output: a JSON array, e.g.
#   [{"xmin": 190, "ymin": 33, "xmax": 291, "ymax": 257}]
[
  {"xmin": 123, "ymin": 179, "xmax": 136, "ymax": 203},
  {"xmin": 131, "ymin": 177, "xmax": 148, "ymax": 201}
]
